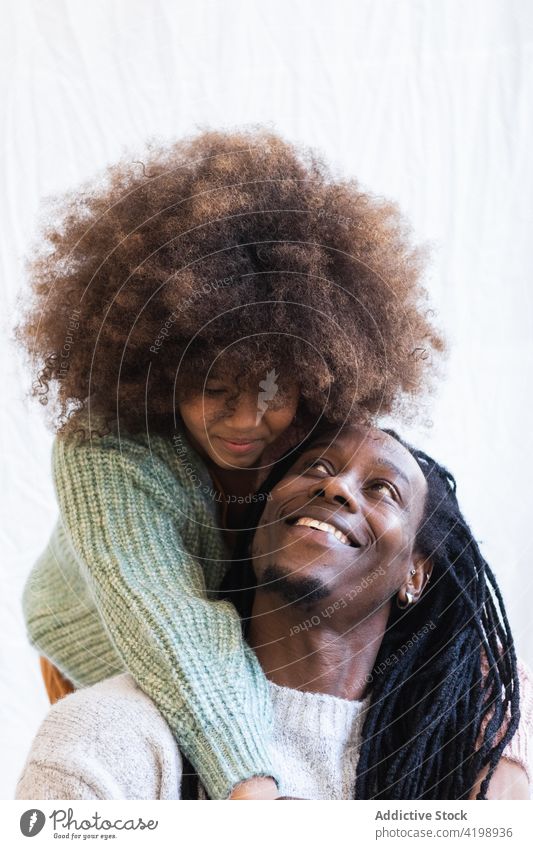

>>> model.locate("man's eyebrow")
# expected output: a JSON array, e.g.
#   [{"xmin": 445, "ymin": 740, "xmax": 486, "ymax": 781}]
[{"xmin": 372, "ymin": 457, "xmax": 411, "ymax": 488}]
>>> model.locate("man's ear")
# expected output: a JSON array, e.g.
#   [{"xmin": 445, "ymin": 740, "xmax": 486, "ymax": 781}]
[{"xmin": 408, "ymin": 554, "xmax": 433, "ymax": 602}]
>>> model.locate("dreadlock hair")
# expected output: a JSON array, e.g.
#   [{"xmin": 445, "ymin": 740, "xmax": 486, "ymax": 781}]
[
  {"xmin": 184, "ymin": 431, "xmax": 520, "ymax": 800},
  {"xmin": 353, "ymin": 430, "xmax": 520, "ymax": 800}
]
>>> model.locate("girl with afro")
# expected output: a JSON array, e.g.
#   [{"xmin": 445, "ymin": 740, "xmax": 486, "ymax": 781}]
[{"xmin": 15, "ymin": 127, "xmax": 444, "ymax": 799}]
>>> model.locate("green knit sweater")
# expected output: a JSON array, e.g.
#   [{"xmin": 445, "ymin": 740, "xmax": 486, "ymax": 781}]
[{"xmin": 22, "ymin": 429, "xmax": 277, "ymax": 800}]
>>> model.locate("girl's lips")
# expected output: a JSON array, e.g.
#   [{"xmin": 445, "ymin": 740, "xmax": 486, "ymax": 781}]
[{"xmin": 216, "ymin": 436, "xmax": 264, "ymax": 455}]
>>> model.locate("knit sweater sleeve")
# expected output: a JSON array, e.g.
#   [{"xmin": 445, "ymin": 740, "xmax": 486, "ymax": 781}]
[{"xmin": 50, "ymin": 433, "xmax": 277, "ymax": 800}]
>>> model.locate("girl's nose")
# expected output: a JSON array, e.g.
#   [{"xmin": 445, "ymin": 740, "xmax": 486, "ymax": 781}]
[{"xmin": 224, "ymin": 392, "xmax": 260, "ymax": 430}]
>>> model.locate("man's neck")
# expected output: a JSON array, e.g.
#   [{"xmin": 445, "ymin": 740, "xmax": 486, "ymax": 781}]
[{"xmin": 248, "ymin": 591, "xmax": 390, "ymax": 701}]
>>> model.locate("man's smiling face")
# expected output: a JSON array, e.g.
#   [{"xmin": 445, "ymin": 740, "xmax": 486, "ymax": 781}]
[{"xmin": 251, "ymin": 425, "xmax": 429, "ymax": 616}]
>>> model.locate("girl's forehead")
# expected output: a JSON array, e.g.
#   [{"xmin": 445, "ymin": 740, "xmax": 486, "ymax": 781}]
[{"xmin": 205, "ymin": 366, "xmax": 297, "ymax": 389}]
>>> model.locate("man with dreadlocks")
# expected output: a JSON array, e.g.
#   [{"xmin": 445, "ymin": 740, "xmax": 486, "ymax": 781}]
[{"xmin": 16, "ymin": 425, "xmax": 532, "ymax": 799}]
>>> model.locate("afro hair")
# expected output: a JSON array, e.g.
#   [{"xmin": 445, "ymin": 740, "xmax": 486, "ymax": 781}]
[{"xmin": 14, "ymin": 125, "xmax": 445, "ymax": 440}]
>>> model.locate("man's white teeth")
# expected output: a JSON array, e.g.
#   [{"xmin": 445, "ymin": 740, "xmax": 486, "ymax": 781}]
[{"xmin": 294, "ymin": 517, "xmax": 351, "ymax": 546}]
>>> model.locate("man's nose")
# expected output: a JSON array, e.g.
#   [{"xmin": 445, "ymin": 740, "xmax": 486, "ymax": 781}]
[{"xmin": 308, "ymin": 474, "xmax": 359, "ymax": 512}]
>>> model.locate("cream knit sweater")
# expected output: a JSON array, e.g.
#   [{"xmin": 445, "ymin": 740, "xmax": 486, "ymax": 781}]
[{"xmin": 16, "ymin": 661, "xmax": 533, "ymax": 800}]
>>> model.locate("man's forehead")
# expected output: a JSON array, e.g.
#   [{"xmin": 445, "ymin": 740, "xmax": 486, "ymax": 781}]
[{"xmin": 302, "ymin": 425, "xmax": 427, "ymax": 489}]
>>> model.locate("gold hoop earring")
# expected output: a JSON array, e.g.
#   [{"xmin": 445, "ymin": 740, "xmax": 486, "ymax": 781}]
[{"xmin": 397, "ymin": 591, "xmax": 414, "ymax": 609}]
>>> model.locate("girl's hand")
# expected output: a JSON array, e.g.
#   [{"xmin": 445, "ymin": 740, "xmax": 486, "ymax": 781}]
[{"xmin": 229, "ymin": 777, "xmax": 279, "ymax": 799}]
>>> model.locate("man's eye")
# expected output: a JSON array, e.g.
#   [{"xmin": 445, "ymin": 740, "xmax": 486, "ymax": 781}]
[
  {"xmin": 369, "ymin": 480, "xmax": 398, "ymax": 499},
  {"xmin": 302, "ymin": 459, "xmax": 331, "ymax": 475}
]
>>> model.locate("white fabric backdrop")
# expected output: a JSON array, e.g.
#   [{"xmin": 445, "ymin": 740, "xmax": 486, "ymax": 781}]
[{"xmin": 2, "ymin": 0, "xmax": 532, "ymax": 799}]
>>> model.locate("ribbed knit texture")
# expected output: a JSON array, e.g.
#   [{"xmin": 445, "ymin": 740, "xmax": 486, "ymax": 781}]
[
  {"xmin": 240, "ymin": 679, "xmax": 371, "ymax": 799},
  {"xmin": 16, "ymin": 664, "xmax": 533, "ymax": 800},
  {"xmin": 22, "ymin": 430, "xmax": 277, "ymax": 800}
]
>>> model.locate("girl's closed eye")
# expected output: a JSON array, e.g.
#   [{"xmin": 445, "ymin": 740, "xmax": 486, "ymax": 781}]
[{"xmin": 204, "ymin": 384, "xmax": 228, "ymax": 397}]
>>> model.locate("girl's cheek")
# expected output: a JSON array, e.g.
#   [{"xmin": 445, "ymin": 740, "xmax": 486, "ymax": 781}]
[
  {"xmin": 195, "ymin": 398, "xmax": 223, "ymax": 427},
  {"xmin": 267, "ymin": 402, "xmax": 298, "ymax": 435}
]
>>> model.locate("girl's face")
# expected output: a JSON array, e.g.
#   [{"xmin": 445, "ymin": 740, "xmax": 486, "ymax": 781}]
[{"xmin": 178, "ymin": 373, "xmax": 299, "ymax": 470}]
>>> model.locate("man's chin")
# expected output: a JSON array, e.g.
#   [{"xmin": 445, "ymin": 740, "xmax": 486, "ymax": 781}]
[{"xmin": 256, "ymin": 563, "xmax": 331, "ymax": 607}]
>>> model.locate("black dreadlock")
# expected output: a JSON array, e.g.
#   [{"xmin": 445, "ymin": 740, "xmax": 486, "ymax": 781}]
[
  {"xmin": 183, "ymin": 430, "xmax": 520, "ymax": 800},
  {"xmin": 353, "ymin": 430, "xmax": 520, "ymax": 799}
]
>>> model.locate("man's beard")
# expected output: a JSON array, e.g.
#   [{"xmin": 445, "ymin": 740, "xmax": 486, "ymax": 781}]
[{"xmin": 256, "ymin": 563, "xmax": 331, "ymax": 607}]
